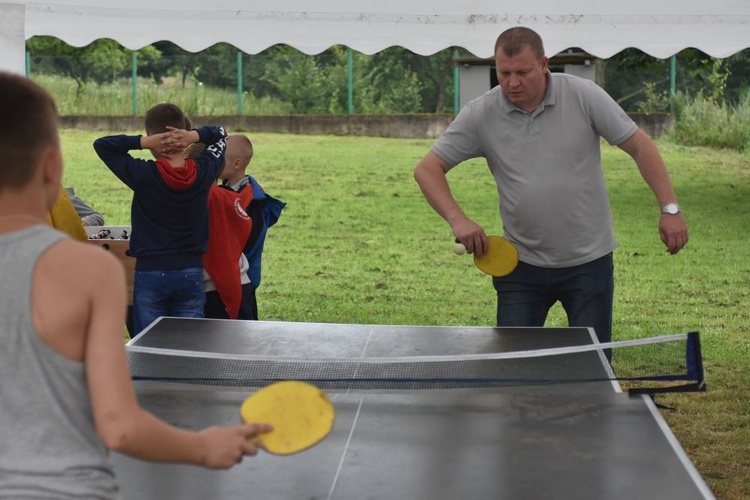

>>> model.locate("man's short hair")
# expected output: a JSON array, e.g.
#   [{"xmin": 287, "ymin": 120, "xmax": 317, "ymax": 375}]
[
  {"xmin": 495, "ymin": 26, "xmax": 546, "ymax": 60},
  {"xmin": 144, "ymin": 103, "xmax": 190, "ymax": 136},
  {"xmin": 0, "ymin": 72, "xmax": 59, "ymax": 190}
]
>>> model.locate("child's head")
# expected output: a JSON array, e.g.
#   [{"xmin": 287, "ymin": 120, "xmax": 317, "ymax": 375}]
[
  {"xmin": 144, "ymin": 103, "xmax": 190, "ymax": 136},
  {"xmin": 220, "ymin": 135, "xmax": 254, "ymax": 184},
  {"xmin": 0, "ymin": 72, "xmax": 62, "ymax": 207}
]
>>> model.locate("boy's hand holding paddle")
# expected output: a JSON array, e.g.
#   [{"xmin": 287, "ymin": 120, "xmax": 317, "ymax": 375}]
[
  {"xmin": 240, "ymin": 381, "xmax": 335, "ymax": 455},
  {"xmin": 198, "ymin": 423, "xmax": 274, "ymax": 469}
]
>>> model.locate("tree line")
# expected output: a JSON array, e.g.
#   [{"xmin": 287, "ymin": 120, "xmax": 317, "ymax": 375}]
[{"xmin": 27, "ymin": 36, "xmax": 750, "ymax": 114}]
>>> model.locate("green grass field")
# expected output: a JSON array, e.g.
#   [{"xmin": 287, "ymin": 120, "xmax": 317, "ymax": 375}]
[{"xmin": 61, "ymin": 130, "xmax": 749, "ymax": 499}]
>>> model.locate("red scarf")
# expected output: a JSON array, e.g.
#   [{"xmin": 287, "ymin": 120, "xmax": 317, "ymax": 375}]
[{"xmin": 203, "ymin": 185, "xmax": 254, "ymax": 318}]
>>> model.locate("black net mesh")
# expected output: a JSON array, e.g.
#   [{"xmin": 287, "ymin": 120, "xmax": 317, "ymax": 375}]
[{"xmin": 127, "ymin": 332, "xmax": 704, "ymax": 393}]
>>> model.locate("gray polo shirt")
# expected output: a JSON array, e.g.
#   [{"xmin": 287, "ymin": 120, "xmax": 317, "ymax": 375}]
[{"xmin": 432, "ymin": 72, "xmax": 638, "ymax": 268}]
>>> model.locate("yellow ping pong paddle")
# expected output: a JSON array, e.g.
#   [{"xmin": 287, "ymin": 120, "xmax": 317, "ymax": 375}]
[
  {"xmin": 456, "ymin": 235, "xmax": 519, "ymax": 277},
  {"xmin": 240, "ymin": 381, "xmax": 335, "ymax": 455}
]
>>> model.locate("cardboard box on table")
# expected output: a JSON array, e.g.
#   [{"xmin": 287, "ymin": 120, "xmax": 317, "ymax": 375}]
[{"xmin": 84, "ymin": 226, "xmax": 134, "ymax": 306}]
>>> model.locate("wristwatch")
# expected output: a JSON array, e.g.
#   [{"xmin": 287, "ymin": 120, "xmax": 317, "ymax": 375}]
[{"xmin": 661, "ymin": 203, "xmax": 681, "ymax": 215}]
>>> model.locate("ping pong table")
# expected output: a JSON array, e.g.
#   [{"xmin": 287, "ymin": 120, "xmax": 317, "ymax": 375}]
[{"xmin": 113, "ymin": 317, "xmax": 714, "ymax": 499}]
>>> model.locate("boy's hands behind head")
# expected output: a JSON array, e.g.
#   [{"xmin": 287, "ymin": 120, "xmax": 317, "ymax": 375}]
[
  {"xmin": 162, "ymin": 126, "xmax": 201, "ymax": 151},
  {"xmin": 142, "ymin": 127, "xmax": 201, "ymax": 159},
  {"xmin": 141, "ymin": 132, "xmax": 181, "ymax": 159}
]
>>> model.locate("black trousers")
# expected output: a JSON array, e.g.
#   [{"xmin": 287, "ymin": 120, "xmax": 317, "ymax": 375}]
[{"xmin": 204, "ymin": 283, "xmax": 259, "ymax": 320}]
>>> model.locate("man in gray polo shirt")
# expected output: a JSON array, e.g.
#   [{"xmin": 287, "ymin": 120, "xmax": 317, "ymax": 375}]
[{"xmin": 413, "ymin": 26, "xmax": 688, "ymax": 345}]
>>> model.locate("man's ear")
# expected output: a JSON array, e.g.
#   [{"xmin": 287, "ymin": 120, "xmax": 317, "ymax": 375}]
[{"xmin": 40, "ymin": 147, "xmax": 63, "ymax": 210}]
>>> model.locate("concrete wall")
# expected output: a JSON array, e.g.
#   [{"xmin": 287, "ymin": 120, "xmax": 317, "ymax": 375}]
[
  {"xmin": 627, "ymin": 113, "xmax": 675, "ymax": 138},
  {"xmin": 61, "ymin": 114, "xmax": 456, "ymax": 139},
  {"xmin": 60, "ymin": 112, "xmax": 673, "ymax": 139}
]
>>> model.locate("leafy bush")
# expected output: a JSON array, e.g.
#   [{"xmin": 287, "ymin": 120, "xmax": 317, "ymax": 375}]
[{"xmin": 670, "ymin": 91, "xmax": 750, "ymax": 151}]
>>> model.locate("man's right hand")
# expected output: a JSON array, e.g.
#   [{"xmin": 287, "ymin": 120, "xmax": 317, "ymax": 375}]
[{"xmin": 453, "ymin": 219, "xmax": 489, "ymax": 258}]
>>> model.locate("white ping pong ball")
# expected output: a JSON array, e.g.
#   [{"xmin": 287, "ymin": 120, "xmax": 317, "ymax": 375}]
[{"xmin": 454, "ymin": 243, "xmax": 466, "ymax": 255}]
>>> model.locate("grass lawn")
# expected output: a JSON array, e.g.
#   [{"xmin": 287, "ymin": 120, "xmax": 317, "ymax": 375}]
[{"xmin": 61, "ymin": 129, "xmax": 749, "ymax": 499}]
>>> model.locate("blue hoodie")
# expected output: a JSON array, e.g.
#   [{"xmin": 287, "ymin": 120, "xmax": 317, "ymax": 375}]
[{"xmin": 93, "ymin": 126, "xmax": 227, "ymax": 271}]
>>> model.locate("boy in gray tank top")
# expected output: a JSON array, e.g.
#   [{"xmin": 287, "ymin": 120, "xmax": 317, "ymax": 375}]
[
  {"xmin": 414, "ymin": 27, "xmax": 688, "ymax": 345},
  {"xmin": 0, "ymin": 73, "xmax": 272, "ymax": 499}
]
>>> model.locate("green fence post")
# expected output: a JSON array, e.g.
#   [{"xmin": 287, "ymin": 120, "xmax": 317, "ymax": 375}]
[
  {"xmin": 26, "ymin": 51, "xmax": 30, "ymax": 77},
  {"xmin": 453, "ymin": 50, "xmax": 459, "ymax": 114},
  {"xmin": 669, "ymin": 54, "xmax": 676, "ymax": 114},
  {"xmin": 131, "ymin": 52, "xmax": 138, "ymax": 117},
  {"xmin": 347, "ymin": 49, "xmax": 354, "ymax": 115},
  {"xmin": 237, "ymin": 51, "xmax": 244, "ymax": 116}
]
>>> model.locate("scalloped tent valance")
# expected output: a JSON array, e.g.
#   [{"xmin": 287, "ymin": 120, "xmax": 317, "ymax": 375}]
[{"xmin": 2, "ymin": 1, "xmax": 750, "ymax": 73}]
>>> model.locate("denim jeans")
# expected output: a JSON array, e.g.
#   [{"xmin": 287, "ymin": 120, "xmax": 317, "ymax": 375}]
[
  {"xmin": 492, "ymin": 253, "xmax": 614, "ymax": 344},
  {"xmin": 133, "ymin": 268, "xmax": 206, "ymax": 334}
]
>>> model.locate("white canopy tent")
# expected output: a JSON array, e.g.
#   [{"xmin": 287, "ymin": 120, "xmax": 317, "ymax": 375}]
[{"xmin": 2, "ymin": 1, "xmax": 750, "ymax": 74}]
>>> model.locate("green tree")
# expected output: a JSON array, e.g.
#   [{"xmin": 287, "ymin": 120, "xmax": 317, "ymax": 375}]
[
  {"xmin": 260, "ymin": 46, "xmax": 347, "ymax": 114},
  {"xmin": 27, "ymin": 36, "xmax": 160, "ymax": 86},
  {"xmin": 358, "ymin": 48, "xmax": 423, "ymax": 113},
  {"xmin": 396, "ymin": 47, "xmax": 463, "ymax": 113},
  {"xmin": 601, "ymin": 48, "xmax": 734, "ymax": 112}
]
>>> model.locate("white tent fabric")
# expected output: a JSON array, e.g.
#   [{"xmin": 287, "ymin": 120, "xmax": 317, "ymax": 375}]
[{"xmin": 2, "ymin": 1, "xmax": 750, "ymax": 73}]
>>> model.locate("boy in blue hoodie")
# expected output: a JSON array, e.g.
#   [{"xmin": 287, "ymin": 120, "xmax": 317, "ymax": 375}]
[{"xmin": 94, "ymin": 104, "xmax": 227, "ymax": 333}]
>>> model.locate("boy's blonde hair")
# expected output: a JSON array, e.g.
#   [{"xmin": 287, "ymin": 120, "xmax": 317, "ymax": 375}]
[{"xmin": 227, "ymin": 135, "xmax": 254, "ymax": 169}]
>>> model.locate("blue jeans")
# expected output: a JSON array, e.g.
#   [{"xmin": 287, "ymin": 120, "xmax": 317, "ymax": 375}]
[
  {"xmin": 133, "ymin": 268, "xmax": 206, "ymax": 334},
  {"xmin": 492, "ymin": 253, "xmax": 614, "ymax": 344}
]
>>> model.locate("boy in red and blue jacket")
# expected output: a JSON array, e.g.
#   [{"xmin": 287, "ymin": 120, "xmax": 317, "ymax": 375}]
[{"xmin": 203, "ymin": 135, "xmax": 284, "ymax": 320}]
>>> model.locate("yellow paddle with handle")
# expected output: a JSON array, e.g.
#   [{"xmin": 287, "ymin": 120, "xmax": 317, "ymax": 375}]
[{"xmin": 240, "ymin": 381, "xmax": 335, "ymax": 455}]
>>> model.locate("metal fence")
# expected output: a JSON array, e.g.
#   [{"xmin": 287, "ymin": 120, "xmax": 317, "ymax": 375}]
[{"xmin": 26, "ymin": 46, "xmax": 750, "ymax": 117}]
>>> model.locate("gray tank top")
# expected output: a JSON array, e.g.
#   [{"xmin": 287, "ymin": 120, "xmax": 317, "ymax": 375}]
[{"xmin": 0, "ymin": 225, "xmax": 118, "ymax": 499}]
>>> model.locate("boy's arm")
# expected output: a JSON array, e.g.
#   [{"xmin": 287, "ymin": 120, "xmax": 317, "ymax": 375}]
[
  {"xmin": 194, "ymin": 125, "xmax": 228, "ymax": 157},
  {"xmin": 162, "ymin": 126, "xmax": 228, "ymax": 179},
  {"xmin": 83, "ymin": 249, "xmax": 271, "ymax": 468},
  {"xmin": 67, "ymin": 191, "xmax": 105, "ymax": 226},
  {"xmin": 195, "ymin": 126, "xmax": 228, "ymax": 180},
  {"xmin": 93, "ymin": 135, "xmax": 150, "ymax": 188}
]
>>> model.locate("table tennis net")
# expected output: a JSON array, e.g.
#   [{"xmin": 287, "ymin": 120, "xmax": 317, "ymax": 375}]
[{"xmin": 127, "ymin": 331, "xmax": 705, "ymax": 393}]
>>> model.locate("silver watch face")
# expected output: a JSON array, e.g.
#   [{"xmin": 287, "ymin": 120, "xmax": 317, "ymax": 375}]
[{"xmin": 662, "ymin": 203, "xmax": 680, "ymax": 215}]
